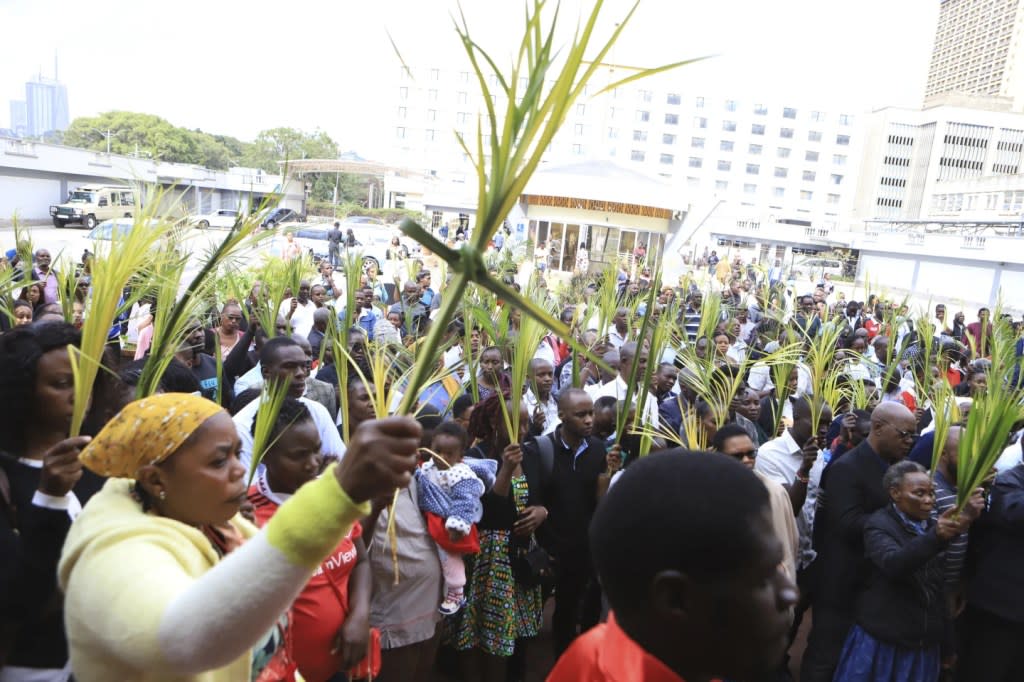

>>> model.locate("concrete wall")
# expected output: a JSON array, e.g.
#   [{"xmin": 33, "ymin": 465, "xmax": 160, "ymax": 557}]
[
  {"xmin": 856, "ymin": 249, "xmax": 1022, "ymax": 315},
  {"xmin": 0, "ymin": 137, "xmax": 303, "ymax": 221}
]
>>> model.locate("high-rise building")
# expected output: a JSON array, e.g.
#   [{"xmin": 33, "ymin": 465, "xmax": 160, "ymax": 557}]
[
  {"xmin": 24, "ymin": 77, "xmax": 69, "ymax": 137},
  {"xmin": 9, "ymin": 100, "xmax": 28, "ymax": 136},
  {"xmin": 389, "ymin": 64, "xmax": 863, "ymax": 233},
  {"xmin": 924, "ymin": 0, "xmax": 1024, "ymax": 110}
]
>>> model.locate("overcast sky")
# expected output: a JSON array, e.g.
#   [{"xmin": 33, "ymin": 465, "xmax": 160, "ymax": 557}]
[{"xmin": 1, "ymin": 0, "xmax": 938, "ymax": 159}]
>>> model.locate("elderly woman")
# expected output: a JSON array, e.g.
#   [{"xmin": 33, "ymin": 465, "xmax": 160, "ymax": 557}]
[
  {"xmin": 59, "ymin": 392, "xmax": 420, "ymax": 681},
  {"xmin": 833, "ymin": 461, "xmax": 979, "ymax": 682}
]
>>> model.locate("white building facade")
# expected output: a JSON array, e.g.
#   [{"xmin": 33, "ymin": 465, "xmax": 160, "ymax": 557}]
[{"xmin": 387, "ymin": 65, "xmax": 864, "ymax": 241}]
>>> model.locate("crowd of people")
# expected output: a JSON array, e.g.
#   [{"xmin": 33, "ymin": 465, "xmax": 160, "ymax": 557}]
[{"xmin": 1, "ymin": 233, "xmax": 1024, "ymax": 682}]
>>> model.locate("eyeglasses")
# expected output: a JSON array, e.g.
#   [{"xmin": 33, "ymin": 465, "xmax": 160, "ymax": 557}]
[{"xmin": 880, "ymin": 421, "xmax": 917, "ymax": 440}]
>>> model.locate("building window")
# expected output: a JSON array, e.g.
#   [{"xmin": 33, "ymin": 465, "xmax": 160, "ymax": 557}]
[
  {"xmin": 773, "ymin": 187, "xmax": 785, "ymax": 198},
  {"xmin": 827, "ymin": 193, "xmax": 840, "ymax": 204},
  {"xmin": 667, "ymin": 93, "xmax": 681, "ymax": 105},
  {"xmin": 639, "ymin": 89, "xmax": 653, "ymax": 103},
  {"xmin": 802, "ymin": 170, "xmax": 816, "ymax": 181},
  {"xmin": 430, "ymin": 68, "xmax": 440, "ymax": 80},
  {"xmin": 459, "ymin": 71, "xmax": 469, "ymax": 82},
  {"xmin": 723, "ymin": 120, "xmax": 737, "ymax": 132},
  {"xmin": 808, "ymin": 130, "xmax": 823, "ymax": 142},
  {"xmin": 572, "ymin": 144, "xmax": 583, "ymax": 155},
  {"xmin": 427, "ymin": 109, "xmax": 437, "ymax": 121},
  {"xmin": 660, "ymin": 153, "xmax": 675, "ymax": 165},
  {"xmin": 457, "ymin": 91, "xmax": 467, "ymax": 104},
  {"xmin": 687, "ymin": 176, "xmax": 700, "ymax": 188},
  {"xmin": 715, "ymin": 180, "xmax": 729, "ymax": 191},
  {"xmin": 836, "ymin": 134, "xmax": 851, "ymax": 145},
  {"xmin": 746, "ymin": 163, "xmax": 760, "ymax": 175},
  {"xmin": 839, "ymin": 113, "xmax": 852, "ymax": 126},
  {"xmin": 637, "ymin": 110, "xmax": 650, "ymax": 122},
  {"xmin": 456, "ymin": 112, "xmax": 468, "ymax": 125},
  {"xmin": 754, "ymin": 103, "xmax": 768, "ymax": 115},
  {"xmin": 631, "ymin": 150, "xmax": 646, "ymax": 162},
  {"xmin": 833, "ymin": 154, "xmax": 847, "ymax": 165},
  {"xmin": 396, "ymin": 126, "xmax": 406, "ymax": 139},
  {"xmin": 720, "ymin": 140, "xmax": 734, "ymax": 152},
  {"xmin": 425, "ymin": 129, "xmax": 436, "ymax": 142},
  {"xmin": 749, "ymin": 144, "xmax": 763, "ymax": 155},
  {"xmin": 608, "ymin": 127, "xmax": 619, "ymax": 139},
  {"xmin": 811, "ymin": 111, "xmax": 825, "ymax": 122},
  {"xmin": 663, "ymin": 133, "xmax": 676, "ymax": 144},
  {"xmin": 694, "ymin": 116, "xmax": 708, "ymax": 128},
  {"xmin": 800, "ymin": 190, "xmax": 813, "ymax": 200},
  {"xmin": 397, "ymin": 106, "xmax": 407, "ymax": 119},
  {"xmin": 633, "ymin": 129, "xmax": 648, "ymax": 142},
  {"xmin": 718, "ymin": 160, "xmax": 732, "ymax": 171},
  {"xmin": 689, "ymin": 156, "xmax": 703, "ymax": 168},
  {"xmin": 725, "ymin": 99, "xmax": 737, "ymax": 111},
  {"xmin": 774, "ymin": 167, "xmax": 788, "ymax": 178},
  {"xmin": 805, "ymin": 150, "xmax": 819, "ymax": 162},
  {"xmin": 665, "ymin": 113, "xmax": 679, "ymax": 125},
  {"xmin": 743, "ymin": 183, "xmax": 757, "ymax": 194},
  {"xmin": 751, "ymin": 123, "xmax": 766, "ymax": 135},
  {"xmin": 780, "ymin": 127, "xmax": 794, "ymax": 139},
  {"xmin": 777, "ymin": 147, "xmax": 791, "ymax": 158},
  {"xmin": 695, "ymin": 96, "xmax": 705, "ymax": 108},
  {"xmin": 783, "ymin": 107, "xmax": 797, "ymax": 119},
  {"xmin": 399, "ymin": 86, "xmax": 409, "ymax": 100},
  {"xmin": 428, "ymin": 89, "xmax": 438, "ymax": 101},
  {"xmin": 691, "ymin": 137, "xmax": 705, "ymax": 148},
  {"xmin": 831, "ymin": 174, "xmax": 843, "ymax": 185},
  {"xmin": 576, "ymin": 103, "xmax": 586, "ymax": 116},
  {"xmin": 574, "ymin": 123, "xmax": 585, "ymax": 136}
]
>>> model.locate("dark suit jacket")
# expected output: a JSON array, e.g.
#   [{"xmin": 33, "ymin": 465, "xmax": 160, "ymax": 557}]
[{"xmin": 814, "ymin": 440, "xmax": 892, "ymax": 613}]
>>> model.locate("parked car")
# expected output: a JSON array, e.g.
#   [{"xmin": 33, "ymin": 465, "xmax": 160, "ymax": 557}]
[
  {"xmin": 260, "ymin": 207, "xmax": 304, "ymax": 228},
  {"xmin": 289, "ymin": 226, "xmax": 384, "ymax": 274},
  {"xmin": 190, "ymin": 209, "xmax": 240, "ymax": 229},
  {"xmin": 50, "ymin": 184, "xmax": 136, "ymax": 229},
  {"xmin": 794, "ymin": 257, "xmax": 844, "ymax": 280}
]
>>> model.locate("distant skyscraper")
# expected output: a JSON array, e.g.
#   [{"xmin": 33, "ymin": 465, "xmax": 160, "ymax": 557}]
[
  {"xmin": 9, "ymin": 100, "xmax": 28, "ymax": 136},
  {"xmin": 24, "ymin": 77, "xmax": 69, "ymax": 137},
  {"xmin": 924, "ymin": 0, "xmax": 1024, "ymax": 110}
]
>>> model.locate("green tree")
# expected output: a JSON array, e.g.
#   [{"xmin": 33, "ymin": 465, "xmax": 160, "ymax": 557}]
[
  {"xmin": 65, "ymin": 111, "xmax": 197, "ymax": 162},
  {"xmin": 240, "ymin": 127, "xmax": 339, "ymax": 174}
]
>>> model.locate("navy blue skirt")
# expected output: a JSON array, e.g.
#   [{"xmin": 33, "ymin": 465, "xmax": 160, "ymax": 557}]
[{"xmin": 833, "ymin": 624, "xmax": 940, "ymax": 682}]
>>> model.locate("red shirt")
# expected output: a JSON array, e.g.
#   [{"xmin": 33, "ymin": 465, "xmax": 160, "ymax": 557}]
[
  {"xmin": 248, "ymin": 486, "xmax": 362, "ymax": 682},
  {"xmin": 547, "ymin": 613, "xmax": 715, "ymax": 682}
]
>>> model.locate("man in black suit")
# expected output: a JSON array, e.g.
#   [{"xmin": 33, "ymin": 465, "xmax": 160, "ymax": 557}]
[{"xmin": 800, "ymin": 401, "xmax": 917, "ymax": 681}]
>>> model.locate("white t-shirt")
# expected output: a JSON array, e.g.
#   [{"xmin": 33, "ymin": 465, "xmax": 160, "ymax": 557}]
[{"xmin": 279, "ymin": 298, "xmax": 318, "ymax": 338}]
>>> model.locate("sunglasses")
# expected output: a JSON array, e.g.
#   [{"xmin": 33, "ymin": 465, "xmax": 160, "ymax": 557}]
[
  {"xmin": 880, "ymin": 421, "xmax": 917, "ymax": 440},
  {"xmin": 731, "ymin": 449, "xmax": 758, "ymax": 461}
]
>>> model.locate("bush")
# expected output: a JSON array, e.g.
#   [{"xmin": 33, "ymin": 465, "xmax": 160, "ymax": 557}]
[{"xmin": 305, "ymin": 201, "xmax": 424, "ymax": 225}]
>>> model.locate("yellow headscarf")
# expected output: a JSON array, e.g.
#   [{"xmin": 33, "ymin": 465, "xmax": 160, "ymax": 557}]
[{"xmin": 80, "ymin": 393, "xmax": 224, "ymax": 478}]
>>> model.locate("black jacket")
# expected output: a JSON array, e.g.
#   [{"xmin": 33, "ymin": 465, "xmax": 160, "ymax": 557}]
[
  {"xmin": 523, "ymin": 428, "xmax": 607, "ymax": 570},
  {"xmin": 854, "ymin": 505, "xmax": 948, "ymax": 649},
  {"xmin": 813, "ymin": 440, "xmax": 892, "ymax": 613},
  {"xmin": 965, "ymin": 463, "xmax": 1024, "ymax": 624}
]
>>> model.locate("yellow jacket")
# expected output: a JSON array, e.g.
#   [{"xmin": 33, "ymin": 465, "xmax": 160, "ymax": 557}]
[{"xmin": 59, "ymin": 469, "xmax": 367, "ymax": 682}]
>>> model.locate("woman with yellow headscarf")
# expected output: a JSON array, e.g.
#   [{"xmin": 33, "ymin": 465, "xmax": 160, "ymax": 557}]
[{"xmin": 58, "ymin": 392, "xmax": 422, "ymax": 682}]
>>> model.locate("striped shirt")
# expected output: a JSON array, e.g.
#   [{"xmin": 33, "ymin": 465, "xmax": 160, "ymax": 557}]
[{"xmin": 932, "ymin": 470, "xmax": 968, "ymax": 589}]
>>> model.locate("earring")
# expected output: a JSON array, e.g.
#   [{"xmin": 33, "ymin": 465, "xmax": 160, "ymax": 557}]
[{"xmin": 159, "ymin": 491, "xmax": 167, "ymax": 500}]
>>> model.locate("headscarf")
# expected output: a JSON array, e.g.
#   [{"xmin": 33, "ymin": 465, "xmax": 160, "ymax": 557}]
[{"xmin": 80, "ymin": 392, "xmax": 223, "ymax": 478}]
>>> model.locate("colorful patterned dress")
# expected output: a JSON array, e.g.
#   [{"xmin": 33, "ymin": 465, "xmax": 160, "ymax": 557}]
[{"xmin": 453, "ymin": 475, "xmax": 544, "ymax": 657}]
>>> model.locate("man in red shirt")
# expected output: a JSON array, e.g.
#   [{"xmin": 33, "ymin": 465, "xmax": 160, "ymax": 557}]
[{"xmin": 548, "ymin": 452, "xmax": 798, "ymax": 682}]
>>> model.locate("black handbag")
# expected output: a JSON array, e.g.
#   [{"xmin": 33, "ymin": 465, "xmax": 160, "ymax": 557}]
[{"xmin": 511, "ymin": 535, "xmax": 556, "ymax": 588}]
